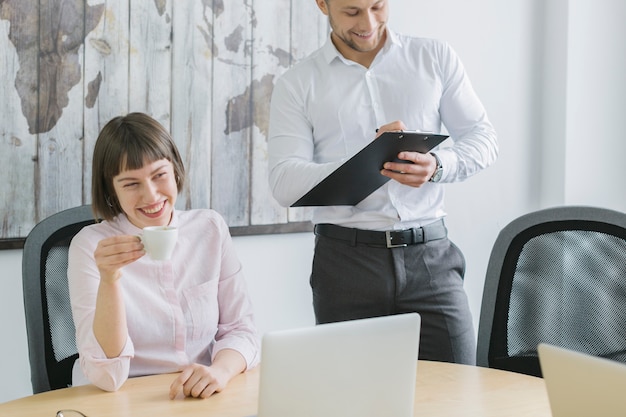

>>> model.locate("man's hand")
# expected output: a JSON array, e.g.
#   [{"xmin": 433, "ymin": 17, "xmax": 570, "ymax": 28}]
[
  {"xmin": 375, "ymin": 120, "xmax": 438, "ymax": 187},
  {"xmin": 381, "ymin": 151, "xmax": 438, "ymax": 187},
  {"xmin": 375, "ymin": 120, "xmax": 407, "ymax": 138}
]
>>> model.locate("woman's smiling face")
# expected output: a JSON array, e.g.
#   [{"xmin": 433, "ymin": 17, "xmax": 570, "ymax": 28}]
[{"xmin": 112, "ymin": 158, "xmax": 177, "ymax": 229}]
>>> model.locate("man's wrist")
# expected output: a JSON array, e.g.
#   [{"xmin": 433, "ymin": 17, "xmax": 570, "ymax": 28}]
[{"xmin": 429, "ymin": 152, "xmax": 443, "ymax": 183}]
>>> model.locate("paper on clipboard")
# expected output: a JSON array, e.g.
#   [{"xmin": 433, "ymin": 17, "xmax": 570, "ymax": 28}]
[{"xmin": 291, "ymin": 131, "xmax": 449, "ymax": 207}]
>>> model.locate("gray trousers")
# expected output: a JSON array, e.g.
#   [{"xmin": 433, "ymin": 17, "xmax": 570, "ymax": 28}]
[{"xmin": 310, "ymin": 233, "xmax": 476, "ymax": 365}]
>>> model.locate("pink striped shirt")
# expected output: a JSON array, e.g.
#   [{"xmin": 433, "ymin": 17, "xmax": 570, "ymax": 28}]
[{"xmin": 68, "ymin": 209, "xmax": 260, "ymax": 391}]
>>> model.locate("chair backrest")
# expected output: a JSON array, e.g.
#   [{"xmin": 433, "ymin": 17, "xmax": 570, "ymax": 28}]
[
  {"xmin": 476, "ymin": 205, "xmax": 626, "ymax": 377},
  {"xmin": 22, "ymin": 205, "xmax": 97, "ymax": 393}
]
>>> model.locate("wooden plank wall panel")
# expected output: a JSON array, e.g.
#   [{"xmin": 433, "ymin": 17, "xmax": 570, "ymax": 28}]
[
  {"xmin": 292, "ymin": 0, "xmax": 329, "ymax": 60},
  {"xmin": 36, "ymin": 0, "xmax": 86, "ymax": 220},
  {"xmin": 0, "ymin": 1, "xmax": 325, "ymax": 245},
  {"xmin": 249, "ymin": 0, "xmax": 290, "ymax": 226},
  {"xmin": 83, "ymin": 0, "xmax": 130, "ymax": 201},
  {"xmin": 128, "ymin": 0, "xmax": 172, "ymax": 124},
  {"xmin": 210, "ymin": 2, "xmax": 252, "ymax": 226},
  {"xmin": 170, "ymin": 1, "xmax": 213, "ymax": 211},
  {"xmin": 0, "ymin": 10, "xmax": 37, "ymax": 237}
]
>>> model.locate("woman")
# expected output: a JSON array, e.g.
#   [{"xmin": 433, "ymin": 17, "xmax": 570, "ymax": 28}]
[{"xmin": 68, "ymin": 113, "xmax": 259, "ymax": 398}]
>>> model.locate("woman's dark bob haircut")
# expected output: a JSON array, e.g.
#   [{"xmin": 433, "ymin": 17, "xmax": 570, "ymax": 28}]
[{"xmin": 91, "ymin": 112, "xmax": 185, "ymax": 221}]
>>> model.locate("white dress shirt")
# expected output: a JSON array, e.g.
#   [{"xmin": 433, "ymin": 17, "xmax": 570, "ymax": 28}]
[
  {"xmin": 268, "ymin": 29, "xmax": 498, "ymax": 231},
  {"xmin": 68, "ymin": 209, "xmax": 260, "ymax": 391}
]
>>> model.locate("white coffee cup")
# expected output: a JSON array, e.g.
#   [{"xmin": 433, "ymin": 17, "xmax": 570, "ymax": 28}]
[{"xmin": 141, "ymin": 226, "xmax": 178, "ymax": 261}]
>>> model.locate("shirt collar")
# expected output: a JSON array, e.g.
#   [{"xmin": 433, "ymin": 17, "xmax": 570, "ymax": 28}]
[
  {"xmin": 115, "ymin": 209, "xmax": 179, "ymax": 234},
  {"xmin": 385, "ymin": 28, "xmax": 401, "ymax": 49},
  {"xmin": 321, "ymin": 34, "xmax": 341, "ymax": 64}
]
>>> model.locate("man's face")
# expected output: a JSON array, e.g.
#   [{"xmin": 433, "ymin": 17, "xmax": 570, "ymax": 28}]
[{"xmin": 317, "ymin": 0, "xmax": 388, "ymax": 65}]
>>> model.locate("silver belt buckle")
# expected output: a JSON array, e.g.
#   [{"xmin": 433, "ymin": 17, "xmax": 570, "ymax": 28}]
[{"xmin": 385, "ymin": 231, "xmax": 408, "ymax": 248}]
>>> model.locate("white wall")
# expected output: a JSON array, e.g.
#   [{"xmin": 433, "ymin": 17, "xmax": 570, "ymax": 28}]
[
  {"xmin": 564, "ymin": 0, "xmax": 626, "ymax": 207},
  {"xmin": 1, "ymin": 0, "xmax": 624, "ymax": 404},
  {"xmin": 0, "ymin": 249, "xmax": 30, "ymax": 403}
]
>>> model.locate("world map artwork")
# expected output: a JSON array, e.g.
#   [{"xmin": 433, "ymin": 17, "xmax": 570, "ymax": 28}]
[
  {"xmin": 0, "ymin": 0, "xmax": 286, "ymax": 136},
  {"xmin": 0, "ymin": 0, "xmax": 324, "ymax": 242},
  {"xmin": 1, "ymin": 0, "xmax": 105, "ymax": 133}
]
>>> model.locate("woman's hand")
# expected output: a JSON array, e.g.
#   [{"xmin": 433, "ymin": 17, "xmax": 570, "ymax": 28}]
[
  {"xmin": 169, "ymin": 350, "xmax": 247, "ymax": 399},
  {"xmin": 169, "ymin": 363, "xmax": 229, "ymax": 399},
  {"xmin": 94, "ymin": 235, "xmax": 145, "ymax": 283}
]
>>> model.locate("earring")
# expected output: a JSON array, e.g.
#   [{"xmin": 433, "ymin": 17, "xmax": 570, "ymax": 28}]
[{"xmin": 105, "ymin": 195, "xmax": 113, "ymax": 207}]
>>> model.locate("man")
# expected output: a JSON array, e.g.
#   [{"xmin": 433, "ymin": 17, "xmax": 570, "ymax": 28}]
[{"xmin": 267, "ymin": 0, "xmax": 497, "ymax": 364}]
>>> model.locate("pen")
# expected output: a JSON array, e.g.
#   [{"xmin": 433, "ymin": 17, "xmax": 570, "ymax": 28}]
[{"xmin": 376, "ymin": 128, "xmax": 435, "ymax": 134}]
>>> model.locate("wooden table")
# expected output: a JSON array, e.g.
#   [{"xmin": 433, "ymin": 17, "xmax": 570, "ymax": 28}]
[{"xmin": 0, "ymin": 361, "xmax": 551, "ymax": 417}]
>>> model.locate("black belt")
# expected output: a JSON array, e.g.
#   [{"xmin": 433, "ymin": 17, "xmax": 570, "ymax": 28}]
[{"xmin": 314, "ymin": 219, "xmax": 447, "ymax": 248}]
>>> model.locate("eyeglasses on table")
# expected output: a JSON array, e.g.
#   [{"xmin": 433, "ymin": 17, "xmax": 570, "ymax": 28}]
[{"xmin": 56, "ymin": 410, "xmax": 88, "ymax": 417}]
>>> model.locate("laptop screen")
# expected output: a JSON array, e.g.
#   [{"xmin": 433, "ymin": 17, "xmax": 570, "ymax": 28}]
[
  {"xmin": 538, "ymin": 343, "xmax": 626, "ymax": 417},
  {"xmin": 256, "ymin": 313, "xmax": 421, "ymax": 417}
]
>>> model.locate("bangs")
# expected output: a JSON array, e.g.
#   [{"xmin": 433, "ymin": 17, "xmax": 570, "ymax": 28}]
[{"xmin": 105, "ymin": 128, "xmax": 172, "ymax": 179}]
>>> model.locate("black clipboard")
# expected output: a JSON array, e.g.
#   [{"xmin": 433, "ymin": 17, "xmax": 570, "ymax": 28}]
[{"xmin": 291, "ymin": 131, "xmax": 449, "ymax": 207}]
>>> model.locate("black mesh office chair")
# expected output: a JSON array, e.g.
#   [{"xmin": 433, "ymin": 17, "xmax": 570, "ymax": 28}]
[
  {"xmin": 476, "ymin": 205, "xmax": 626, "ymax": 377},
  {"xmin": 22, "ymin": 205, "xmax": 97, "ymax": 393}
]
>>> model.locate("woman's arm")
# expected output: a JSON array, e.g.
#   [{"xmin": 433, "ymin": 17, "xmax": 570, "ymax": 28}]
[
  {"xmin": 68, "ymin": 231, "xmax": 144, "ymax": 391},
  {"xmin": 92, "ymin": 235, "xmax": 144, "ymax": 357}
]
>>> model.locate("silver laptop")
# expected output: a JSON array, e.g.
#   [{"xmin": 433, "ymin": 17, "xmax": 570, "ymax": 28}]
[
  {"xmin": 256, "ymin": 313, "xmax": 421, "ymax": 417},
  {"xmin": 538, "ymin": 343, "xmax": 626, "ymax": 417}
]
